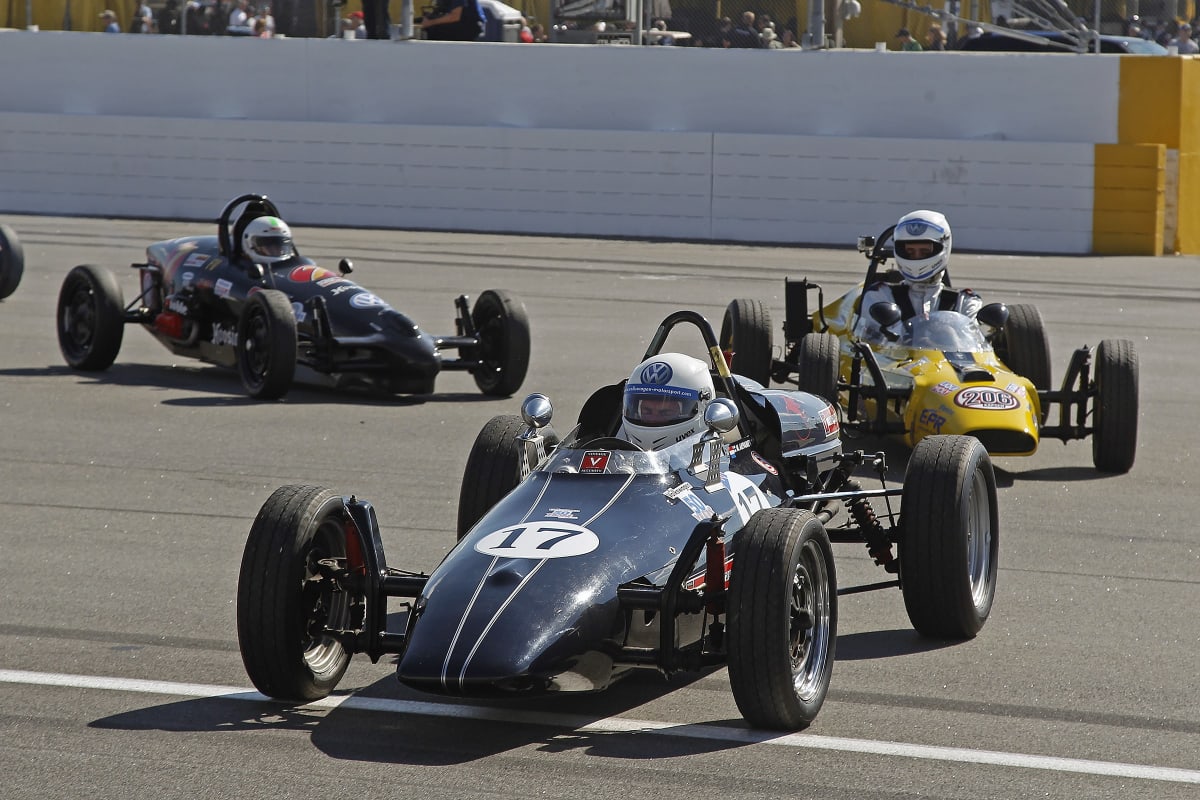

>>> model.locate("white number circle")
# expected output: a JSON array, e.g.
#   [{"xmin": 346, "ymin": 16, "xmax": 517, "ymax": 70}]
[{"xmin": 475, "ymin": 522, "xmax": 600, "ymax": 559}]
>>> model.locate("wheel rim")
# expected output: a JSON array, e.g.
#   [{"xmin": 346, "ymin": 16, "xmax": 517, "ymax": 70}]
[
  {"xmin": 61, "ymin": 278, "xmax": 99, "ymax": 358},
  {"xmin": 790, "ymin": 538, "xmax": 832, "ymax": 701},
  {"xmin": 965, "ymin": 467, "xmax": 994, "ymax": 607},
  {"xmin": 299, "ymin": 517, "xmax": 353, "ymax": 675},
  {"xmin": 474, "ymin": 311, "xmax": 505, "ymax": 385},
  {"xmin": 241, "ymin": 305, "xmax": 272, "ymax": 387}
]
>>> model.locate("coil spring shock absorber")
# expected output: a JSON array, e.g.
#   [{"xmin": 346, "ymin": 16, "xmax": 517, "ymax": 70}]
[{"xmin": 845, "ymin": 481, "xmax": 898, "ymax": 573}]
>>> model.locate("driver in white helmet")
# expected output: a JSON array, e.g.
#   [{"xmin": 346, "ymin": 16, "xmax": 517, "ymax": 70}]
[
  {"xmin": 618, "ymin": 353, "xmax": 715, "ymax": 450},
  {"xmin": 241, "ymin": 216, "xmax": 295, "ymax": 266},
  {"xmin": 855, "ymin": 210, "xmax": 981, "ymax": 340}
]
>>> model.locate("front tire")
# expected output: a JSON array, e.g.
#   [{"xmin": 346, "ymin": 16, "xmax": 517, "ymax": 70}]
[
  {"xmin": 237, "ymin": 289, "xmax": 297, "ymax": 400},
  {"xmin": 1092, "ymin": 339, "xmax": 1138, "ymax": 473},
  {"xmin": 996, "ymin": 303, "xmax": 1051, "ymax": 391},
  {"xmin": 0, "ymin": 223, "xmax": 25, "ymax": 300},
  {"xmin": 456, "ymin": 414, "xmax": 527, "ymax": 539},
  {"xmin": 237, "ymin": 485, "xmax": 360, "ymax": 701},
  {"xmin": 57, "ymin": 264, "xmax": 125, "ymax": 371},
  {"xmin": 899, "ymin": 435, "xmax": 999, "ymax": 638},
  {"xmin": 793, "ymin": 332, "xmax": 840, "ymax": 407},
  {"xmin": 727, "ymin": 508, "xmax": 837, "ymax": 730},
  {"xmin": 468, "ymin": 289, "xmax": 531, "ymax": 397},
  {"xmin": 720, "ymin": 298, "xmax": 772, "ymax": 386}
]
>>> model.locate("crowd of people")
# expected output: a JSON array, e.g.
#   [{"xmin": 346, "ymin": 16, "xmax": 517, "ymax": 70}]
[{"xmin": 97, "ymin": 0, "xmax": 277, "ymax": 36}]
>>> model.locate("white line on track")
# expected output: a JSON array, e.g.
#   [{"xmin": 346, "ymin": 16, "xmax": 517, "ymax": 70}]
[{"xmin": 3, "ymin": 668, "xmax": 1197, "ymax": 785}]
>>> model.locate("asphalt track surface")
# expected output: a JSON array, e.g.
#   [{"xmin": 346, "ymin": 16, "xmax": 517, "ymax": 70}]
[{"xmin": 1, "ymin": 214, "xmax": 1198, "ymax": 799}]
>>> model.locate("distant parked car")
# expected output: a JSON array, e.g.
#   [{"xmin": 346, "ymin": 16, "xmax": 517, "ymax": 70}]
[{"xmin": 958, "ymin": 31, "xmax": 1167, "ymax": 54}]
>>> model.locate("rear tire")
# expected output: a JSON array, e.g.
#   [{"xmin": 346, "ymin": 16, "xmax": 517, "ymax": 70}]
[
  {"xmin": 727, "ymin": 508, "xmax": 837, "ymax": 730},
  {"xmin": 456, "ymin": 414, "xmax": 527, "ymax": 539},
  {"xmin": 720, "ymin": 298, "xmax": 772, "ymax": 386},
  {"xmin": 237, "ymin": 289, "xmax": 297, "ymax": 400},
  {"xmin": 793, "ymin": 332, "xmax": 840, "ymax": 407},
  {"xmin": 0, "ymin": 224, "xmax": 25, "ymax": 300},
  {"xmin": 899, "ymin": 436, "xmax": 998, "ymax": 638},
  {"xmin": 237, "ymin": 485, "xmax": 360, "ymax": 701},
  {"xmin": 469, "ymin": 289, "xmax": 531, "ymax": 397},
  {"xmin": 1092, "ymin": 339, "xmax": 1138, "ymax": 473},
  {"xmin": 57, "ymin": 264, "xmax": 125, "ymax": 371},
  {"xmin": 996, "ymin": 303, "xmax": 1051, "ymax": 391}
]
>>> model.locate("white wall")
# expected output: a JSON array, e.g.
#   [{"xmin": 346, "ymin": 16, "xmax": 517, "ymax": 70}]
[{"xmin": 0, "ymin": 31, "xmax": 1123, "ymax": 252}]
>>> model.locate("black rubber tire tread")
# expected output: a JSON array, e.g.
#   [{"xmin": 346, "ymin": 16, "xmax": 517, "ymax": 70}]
[
  {"xmin": 57, "ymin": 264, "xmax": 125, "ymax": 371},
  {"xmin": 899, "ymin": 435, "xmax": 999, "ymax": 639},
  {"xmin": 237, "ymin": 484, "xmax": 355, "ymax": 701},
  {"xmin": 1092, "ymin": 338, "xmax": 1138, "ymax": 473},
  {"xmin": 237, "ymin": 289, "xmax": 297, "ymax": 400},
  {"xmin": 470, "ymin": 289, "xmax": 531, "ymax": 397},
  {"xmin": 727, "ymin": 508, "xmax": 837, "ymax": 730},
  {"xmin": 996, "ymin": 303, "xmax": 1051, "ymax": 391},
  {"xmin": 456, "ymin": 414, "xmax": 527, "ymax": 539},
  {"xmin": 0, "ymin": 223, "xmax": 25, "ymax": 300},
  {"xmin": 794, "ymin": 332, "xmax": 840, "ymax": 407},
  {"xmin": 720, "ymin": 298, "xmax": 773, "ymax": 386}
]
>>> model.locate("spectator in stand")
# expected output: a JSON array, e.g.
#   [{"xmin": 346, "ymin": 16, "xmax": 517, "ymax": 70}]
[
  {"xmin": 714, "ymin": 16, "xmax": 733, "ymax": 47},
  {"xmin": 158, "ymin": 0, "xmax": 181, "ymax": 33},
  {"xmin": 896, "ymin": 28, "xmax": 923, "ymax": 50},
  {"xmin": 253, "ymin": 16, "xmax": 270, "ymax": 36},
  {"xmin": 1170, "ymin": 22, "xmax": 1199, "ymax": 53},
  {"xmin": 420, "ymin": 0, "xmax": 484, "ymax": 40},
  {"xmin": 728, "ymin": 11, "xmax": 761, "ymax": 48},
  {"xmin": 530, "ymin": 22, "xmax": 547, "ymax": 41},
  {"xmin": 99, "ymin": 9, "xmax": 121, "ymax": 31},
  {"xmin": 518, "ymin": 17, "xmax": 534, "ymax": 42},
  {"xmin": 780, "ymin": 28, "xmax": 799, "ymax": 47},
  {"xmin": 227, "ymin": 0, "xmax": 250, "ymax": 29},
  {"xmin": 761, "ymin": 24, "xmax": 782, "ymax": 48},
  {"xmin": 362, "ymin": 0, "xmax": 392, "ymax": 39},
  {"xmin": 925, "ymin": 23, "xmax": 946, "ymax": 50},
  {"xmin": 129, "ymin": 2, "xmax": 154, "ymax": 32}
]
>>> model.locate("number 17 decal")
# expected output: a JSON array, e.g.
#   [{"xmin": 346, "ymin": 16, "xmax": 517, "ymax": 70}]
[{"xmin": 475, "ymin": 522, "xmax": 600, "ymax": 559}]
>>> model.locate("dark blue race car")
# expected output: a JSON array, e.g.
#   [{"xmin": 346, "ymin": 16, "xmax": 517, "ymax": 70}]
[{"xmin": 56, "ymin": 194, "xmax": 530, "ymax": 399}]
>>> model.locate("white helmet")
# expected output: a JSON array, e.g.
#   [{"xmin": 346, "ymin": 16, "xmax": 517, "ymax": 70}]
[
  {"xmin": 242, "ymin": 216, "xmax": 294, "ymax": 265},
  {"xmin": 893, "ymin": 210, "xmax": 951, "ymax": 285},
  {"xmin": 621, "ymin": 353, "xmax": 715, "ymax": 450}
]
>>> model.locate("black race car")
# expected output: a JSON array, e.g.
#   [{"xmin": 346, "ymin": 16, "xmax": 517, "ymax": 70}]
[
  {"xmin": 55, "ymin": 194, "xmax": 530, "ymax": 399},
  {"xmin": 0, "ymin": 222, "xmax": 23, "ymax": 301},
  {"xmin": 236, "ymin": 309, "xmax": 1000, "ymax": 731}
]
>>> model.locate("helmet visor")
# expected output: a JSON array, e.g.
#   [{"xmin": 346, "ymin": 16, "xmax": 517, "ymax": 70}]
[
  {"xmin": 623, "ymin": 386, "xmax": 700, "ymax": 427},
  {"xmin": 251, "ymin": 234, "xmax": 293, "ymax": 259},
  {"xmin": 894, "ymin": 239, "xmax": 943, "ymax": 261}
]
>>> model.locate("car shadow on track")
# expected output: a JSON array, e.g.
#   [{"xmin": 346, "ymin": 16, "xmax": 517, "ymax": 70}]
[
  {"xmin": 834, "ymin": 629, "xmax": 959, "ymax": 661},
  {"xmin": 2, "ymin": 364, "xmax": 511, "ymax": 406}
]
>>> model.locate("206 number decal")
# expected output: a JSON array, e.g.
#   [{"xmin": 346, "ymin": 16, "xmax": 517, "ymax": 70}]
[{"xmin": 475, "ymin": 522, "xmax": 599, "ymax": 559}]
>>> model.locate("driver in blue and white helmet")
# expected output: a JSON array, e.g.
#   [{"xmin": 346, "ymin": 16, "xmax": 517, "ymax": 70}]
[
  {"xmin": 618, "ymin": 353, "xmax": 715, "ymax": 450},
  {"xmin": 856, "ymin": 210, "xmax": 982, "ymax": 338},
  {"xmin": 242, "ymin": 216, "xmax": 295, "ymax": 266}
]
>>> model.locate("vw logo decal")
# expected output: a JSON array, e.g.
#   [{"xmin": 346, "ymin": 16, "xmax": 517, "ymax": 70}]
[
  {"xmin": 641, "ymin": 361, "xmax": 673, "ymax": 385},
  {"xmin": 904, "ymin": 221, "xmax": 930, "ymax": 236}
]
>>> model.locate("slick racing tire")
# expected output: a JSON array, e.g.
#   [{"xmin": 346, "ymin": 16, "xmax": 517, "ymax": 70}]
[
  {"xmin": 57, "ymin": 264, "xmax": 125, "ymax": 371},
  {"xmin": 899, "ymin": 435, "xmax": 999, "ymax": 639},
  {"xmin": 995, "ymin": 303, "xmax": 1051, "ymax": 392},
  {"xmin": 457, "ymin": 414, "xmax": 527, "ymax": 540},
  {"xmin": 727, "ymin": 508, "xmax": 837, "ymax": 731},
  {"xmin": 237, "ymin": 289, "xmax": 297, "ymax": 400},
  {"xmin": 468, "ymin": 289, "xmax": 530, "ymax": 397},
  {"xmin": 0, "ymin": 223, "xmax": 25, "ymax": 300},
  {"xmin": 720, "ymin": 298, "xmax": 772, "ymax": 386},
  {"xmin": 793, "ymin": 332, "xmax": 840, "ymax": 408},
  {"xmin": 1092, "ymin": 338, "xmax": 1138, "ymax": 473},
  {"xmin": 237, "ymin": 484, "xmax": 360, "ymax": 701}
]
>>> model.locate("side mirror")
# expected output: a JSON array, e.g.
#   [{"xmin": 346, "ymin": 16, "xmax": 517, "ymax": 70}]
[
  {"xmin": 703, "ymin": 397, "xmax": 739, "ymax": 435},
  {"xmin": 520, "ymin": 393, "xmax": 553, "ymax": 430},
  {"xmin": 338, "ymin": 258, "xmax": 354, "ymax": 275},
  {"xmin": 868, "ymin": 301, "xmax": 903, "ymax": 329},
  {"xmin": 977, "ymin": 302, "xmax": 1009, "ymax": 330}
]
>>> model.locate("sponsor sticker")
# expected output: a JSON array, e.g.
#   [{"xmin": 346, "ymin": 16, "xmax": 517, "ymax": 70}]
[
  {"xmin": 291, "ymin": 302, "xmax": 307, "ymax": 323},
  {"xmin": 932, "ymin": 381, "xmax": 957, "ymax": 396},
  {"xmin": 183, "ymin": 253, "xmax": 209, "ymax": 268},
  {"xmin": 211, "ymin": 323, "xmax": 237, "ymax": 347},
  {"xmin": 727, "ymin": 437, "xmax": 752, "ymax": 455},
  {"xmin": 317, "ymin": 276, "xmax": 345, "ymax": 287},
  {"xmin": 663, "ymin": 482, "xmax": 715, "ymax": 522},
  {"xmin": 819, "ymin": 404, "xmax": 840, "ymax": 435},
  {"xmin": 544, "ymin": 508, "xmax": 580, "ymax": 520},
  {"xmin": 214, "ymin": 279, "xmax": 233, "ymax": 298},
  {"xmin": 640, "ymin": 361, "xmax": 673, "ymax": 385},
  {"xmin": 750, "ymin": 451, "xmax": 778, "ymax": 476},
  {"xmin": 349, "ymin": 291, "xmax": 389, "ymax": 310},
  {"xmin": 955, "ymin": 387, "xmax": 1020, "ymax": 411},
  {"xmin": 580, "ymin": 451, "xmax": 610, "ymax": 473},
  {"xmin": 475, "ymin": 522, "xmax": 599, "ymax": 559},
  {"xmin": 288, "ymin": 266, "xmax": 337, "ymax": 283}
]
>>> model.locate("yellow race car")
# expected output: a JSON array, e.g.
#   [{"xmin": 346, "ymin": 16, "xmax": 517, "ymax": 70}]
[{"xmin": 720, "ymin": 225, "xmax": 1138, "ymax": 473}]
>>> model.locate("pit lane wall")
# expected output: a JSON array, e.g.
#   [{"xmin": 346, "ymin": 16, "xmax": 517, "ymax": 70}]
[{"xmin": 0, "ymin": 32, "xmax": 1196, "ymax": 255}]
